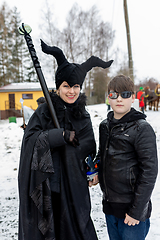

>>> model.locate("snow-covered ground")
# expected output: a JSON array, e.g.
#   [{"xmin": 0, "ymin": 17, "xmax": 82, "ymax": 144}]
[{"xmin": 0, "ymin": 104, "xmax": 160, "ymax": 240}]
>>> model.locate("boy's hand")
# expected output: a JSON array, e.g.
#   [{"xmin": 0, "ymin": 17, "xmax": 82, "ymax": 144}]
[
  {"xmin": 124, "ymin": 214, "xmax": 140, "ymax": 226},
  {"xmin": 88, "ymin": 174, "xmax": 99, "ymax": 187}
]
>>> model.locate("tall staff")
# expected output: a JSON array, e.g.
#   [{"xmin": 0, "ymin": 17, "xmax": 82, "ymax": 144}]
[{"xmin": 18, "ymin": 23, "xmax": 60, "ymax": 128}]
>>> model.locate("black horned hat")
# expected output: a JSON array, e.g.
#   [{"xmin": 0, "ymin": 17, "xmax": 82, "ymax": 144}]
[{"xmin": 41, "ymin": 39, "xmax": 113, "ymax": 89}]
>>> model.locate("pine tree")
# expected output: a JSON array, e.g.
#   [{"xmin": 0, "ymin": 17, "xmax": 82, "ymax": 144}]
[
  {"xmin": 0, "ymin": 2, "xmax": 12, "ymax": 86},
  {"xmin": 10, "ymin": 7, "xmax": 37, "ymax": 83},
  {"xmin": 0, "ymin": 3, "xmax": 37, "ymax": 86}
]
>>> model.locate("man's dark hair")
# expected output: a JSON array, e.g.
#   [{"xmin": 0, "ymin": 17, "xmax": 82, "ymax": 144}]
[{"xmin": 108, "ymin": 75, "xmax": 134, "ymax": 93}]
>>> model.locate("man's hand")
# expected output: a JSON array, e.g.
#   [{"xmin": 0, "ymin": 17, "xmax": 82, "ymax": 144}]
[
  {"xmin": 88, "ymin": 174, "xmax": 99, "ymax": 187},
  {"xmin": 124, "ymin": 213, "xmax": 140, "ymax": 226}
]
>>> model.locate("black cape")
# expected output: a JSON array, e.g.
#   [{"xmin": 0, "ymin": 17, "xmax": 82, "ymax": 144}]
[{"xmin": 18, "ymin": 93, "xmax": 98, "ymax": 240}]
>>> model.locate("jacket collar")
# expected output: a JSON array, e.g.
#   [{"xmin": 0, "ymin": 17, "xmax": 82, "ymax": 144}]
[{"xmin": 107, "ymin": 108, "xmax": 146, "ymax": 124}]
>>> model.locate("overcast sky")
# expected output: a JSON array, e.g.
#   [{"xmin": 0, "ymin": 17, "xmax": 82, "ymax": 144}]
[{"xmin": 3, "ymin": 0, "xmax": 160, "ymax": 84}]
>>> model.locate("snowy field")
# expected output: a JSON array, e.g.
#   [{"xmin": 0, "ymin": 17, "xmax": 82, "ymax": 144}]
[{"xmin": 0, "ymin": 104, "xmax": 160, "ymax": 240}]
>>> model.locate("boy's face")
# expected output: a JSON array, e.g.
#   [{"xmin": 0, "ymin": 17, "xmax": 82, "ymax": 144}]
[{"xmin": 108, "ymin": 90, "xmax": 135, "ymax": 119}]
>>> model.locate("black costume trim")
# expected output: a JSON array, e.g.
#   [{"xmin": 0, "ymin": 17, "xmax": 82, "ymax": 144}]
[
  {"xmin": 31, "ymin": 131, "xmax": 54, "ymax": 173},
  {"xmin": 30, "ymin": 131, "xmax": 54, "ymax": 236}
]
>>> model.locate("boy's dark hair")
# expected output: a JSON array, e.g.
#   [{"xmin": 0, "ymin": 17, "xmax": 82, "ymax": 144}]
[{"xmin": 108, "ymin": 75, "xmax": 134, "ymax": 93}]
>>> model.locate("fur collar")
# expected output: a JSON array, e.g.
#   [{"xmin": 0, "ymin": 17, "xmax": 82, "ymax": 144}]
[{"xmin": 50, "ymin": 91, "xmax": 87, "ymax": 119}]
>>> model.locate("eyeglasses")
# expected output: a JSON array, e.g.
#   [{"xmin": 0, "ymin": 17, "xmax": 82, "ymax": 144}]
[{"xmin": 108, "ymin": 91, "xmax": 132, "ymax": 99}]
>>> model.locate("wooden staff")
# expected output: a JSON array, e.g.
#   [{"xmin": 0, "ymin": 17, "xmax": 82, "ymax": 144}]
[{"xmin": 18, "ymin": 23, "xmax": 60, "ymax": 128}]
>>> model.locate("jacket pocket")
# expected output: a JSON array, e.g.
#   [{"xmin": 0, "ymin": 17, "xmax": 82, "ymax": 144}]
[{"xmin": 129, "ymin": 167, "xmax": 136, "ymax": 191}]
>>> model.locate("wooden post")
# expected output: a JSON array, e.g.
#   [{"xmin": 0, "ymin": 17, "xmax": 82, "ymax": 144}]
[{"xmin": 123, "ymin": 0, "xmax": 134, "ymax": 81}]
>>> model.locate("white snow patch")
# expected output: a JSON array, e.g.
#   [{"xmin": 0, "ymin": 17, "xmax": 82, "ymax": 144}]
[{"xmin": 0, "ymin": 105, "xmax": 160, "ymax": 239}]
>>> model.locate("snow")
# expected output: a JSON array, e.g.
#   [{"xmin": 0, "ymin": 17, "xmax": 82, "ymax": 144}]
[
  {"xmin": 0, "ymin": 104, "xmax": 160, "ymax": 240},
  {"xmin": 0, "ymin": 82, "xmax": 55, "ymax": 91}
]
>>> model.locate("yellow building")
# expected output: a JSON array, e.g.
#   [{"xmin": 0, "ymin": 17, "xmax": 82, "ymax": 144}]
[{"xmin": 0, "ymin": 82, "xmax": 55, "ymax": 120}]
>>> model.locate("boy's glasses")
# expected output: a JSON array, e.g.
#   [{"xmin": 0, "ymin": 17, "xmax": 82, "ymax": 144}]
[{"xmin": 109, "ymin": 91, "xmax": 132, "ymax": 99}]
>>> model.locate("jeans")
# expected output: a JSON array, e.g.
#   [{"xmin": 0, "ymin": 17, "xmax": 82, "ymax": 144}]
[{"xmin": 105, "ymin": 215, "xmax": 150, "ymax": 240}]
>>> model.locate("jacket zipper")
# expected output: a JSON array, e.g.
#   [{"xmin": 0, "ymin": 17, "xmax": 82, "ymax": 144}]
[
  {"xmin": 102, "ymin": 124, "xmax": 109, "ymax": 200},
  {"xmin": 102, "ymin": 123, "xmax": 124, "ymax": 201}
]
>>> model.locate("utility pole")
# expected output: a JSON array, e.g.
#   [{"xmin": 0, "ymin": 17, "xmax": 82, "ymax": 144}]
[{"xmin": 123, "ymin": 0, "xmax": 134, "ymax": 81}]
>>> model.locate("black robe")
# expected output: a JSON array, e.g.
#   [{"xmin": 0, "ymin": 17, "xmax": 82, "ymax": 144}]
[{"xmin": 18, "ymin": 93, "xmax": 98, "ymax": 240}]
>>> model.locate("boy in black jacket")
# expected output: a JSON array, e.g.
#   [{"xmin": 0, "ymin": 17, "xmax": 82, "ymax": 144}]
[{"xmin": 97, "ymin": 75, "xmax": 158, "ymax": 240}]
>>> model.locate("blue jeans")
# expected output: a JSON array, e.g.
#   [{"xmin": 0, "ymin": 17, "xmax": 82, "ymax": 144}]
[{"xmin": 105, "ymin": 215, "xmax": 150, "ymax": 240}]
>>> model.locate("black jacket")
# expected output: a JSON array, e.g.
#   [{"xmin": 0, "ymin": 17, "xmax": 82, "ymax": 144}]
[
  {"xmin": 98, "ymin": 108, "xmax": 158, "ymax": 221},
  {"xmin": 18, "ymin": 93, "xmax": 98, "ymax": 240}
]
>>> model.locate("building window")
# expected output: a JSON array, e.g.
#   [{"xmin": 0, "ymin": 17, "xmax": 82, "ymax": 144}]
[{"xmin": 22, "ymin": 93, "xmax": 33, "ymax": 99}]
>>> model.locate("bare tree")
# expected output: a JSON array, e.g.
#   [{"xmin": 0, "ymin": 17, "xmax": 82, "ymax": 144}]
[
  {"xmin": 63, "ymin": 4, "xmax": 114, "ymax": 97},
  {"xmin": 40, "ymin": 3, "xmax": 114, "ymax": 101},
  {"xmin": 93, "ymin": 69, "xmax": 110, "ymax": 104},
  {"xmin": 39, "ymin": 0, "xmax": 63, "ymax": 81}
]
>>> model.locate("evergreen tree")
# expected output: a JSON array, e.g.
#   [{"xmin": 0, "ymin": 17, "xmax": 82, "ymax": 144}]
[
  {"xmin": 0, "ymin": 2, "xmax": 37, "ymax": 86},
  {"xmin": 10, "ymin": 6, "xmax": 37, "ymax": 83},
  {"xmin": 93, "ymin": 69, "xmax": 109, "ymax": 103},
  {"xmin": 0, "ymin": 2, "xmax": 12, "ymax": 86}
]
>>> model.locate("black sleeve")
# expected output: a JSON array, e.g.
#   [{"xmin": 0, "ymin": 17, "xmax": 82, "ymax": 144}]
[
  {"xmin": 128, "ymin": 121, "xmax": 158, "ymax": 221},
  {"xmin": 48, "ymin": 128, "xmax": 66, "ymax": 149}
]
